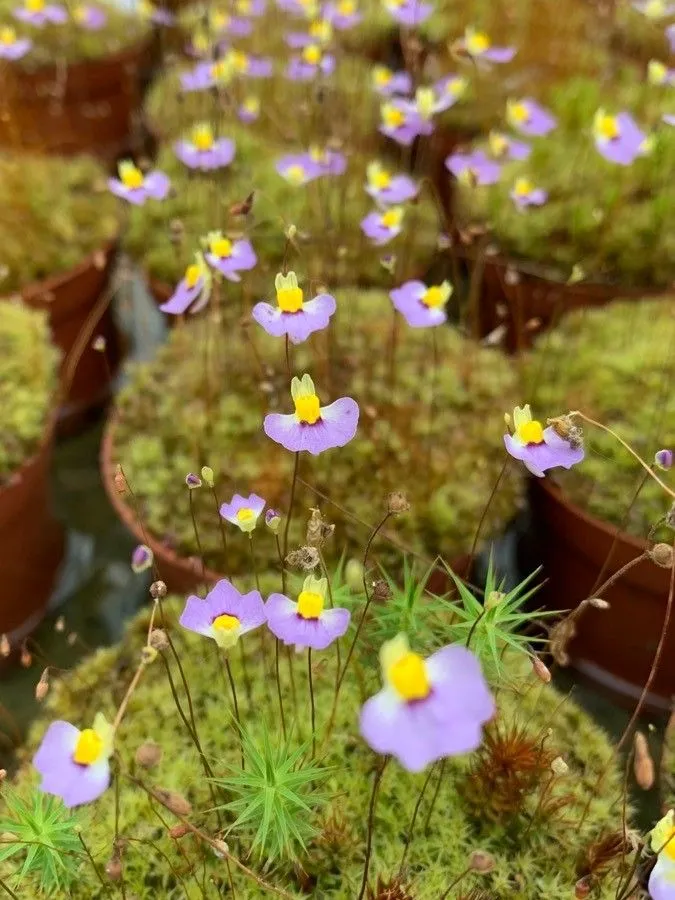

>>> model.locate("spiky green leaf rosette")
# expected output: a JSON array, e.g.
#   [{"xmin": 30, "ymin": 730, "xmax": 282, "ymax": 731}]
[
  {"xmin": 0, "ymin": 301, "xmax": 60, "ymax": 482},
  {"xmin": 110, "ymin": 288, "xmax": 521, "ymax": 573},
  {"xmin": 527, "ymin": 298, "xmax": 675, "ymax": 539},
  {"xmin": 0, "ymin": 0, "xmax": 149, "ymax": 64},
  {"xmin": 456, "ymin": 71, "xmax": 675, "ymax": 287},
  {"xmin": 5, "ymin": 593, "xmax": 625, "ymax": 898},
  {"xmin": 0, "ymin": 155, "xmax": 118, "ymax": 294},
  {"xmin": 122, "ymin": 140, "xmax": 440, "ymax": 293}
]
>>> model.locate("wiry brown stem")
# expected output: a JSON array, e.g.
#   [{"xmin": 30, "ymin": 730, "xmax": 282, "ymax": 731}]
[{"xmin": 357, "ymin": 757, "xmax": 389, "ymax": 900}]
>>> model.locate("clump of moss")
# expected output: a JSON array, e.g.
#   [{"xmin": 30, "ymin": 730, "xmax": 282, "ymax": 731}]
[
  {"xmin": 456, "ymin": 70, "xmax": 675, "ymax": 287},
  {"xmin": 0, "ymin": 0, "xmax": 150, "ymax": 65},
  {"xmin": 122, "ymin": 139, "xmax": 440, "ymax": 291},
  {"xmin": 527, "ymin": 298, "xmax": 675, "ymax": 538},
  {"xmin": 0, "ymin": 301, "xmax": 60, "ymax": 482},
  {"xmin": 5, "ymin": 594, "xmax": 626, "ymax": 898},
  {"xmin": 0, "ymin": 154, "xmax": 119, "ymax": 293},
  {"xmin": 111, "ymin": 288, "xmax": 521, "ymax": 573}
]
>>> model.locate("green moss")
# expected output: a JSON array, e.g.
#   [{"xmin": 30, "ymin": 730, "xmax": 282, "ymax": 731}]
[
  {"xmin": 122, "ymin": 139, "xmax": 440, "ymax": 290},
  {"xmin": 110, "ymin": 288, "xmax": 520, "ymax": 573},
  {"xmin": 0, "ymin": 0, "xmax": 149, "ymax": 65},
  {"xmin": 456, "ymin": 70, "xmax": 675, "ymax": 286},
  {"xmin": 0, "ymin": 154, "xmax": 119, "ymax": 293},
  {"xmin": 5, "ymin": 594, "xmax": 626, "ymax": 898},
  {"xmin": 0, "ymin": 301, "xmax": 60, "ymax": 482},
  {"xmin": 526, "ymin": 298, "xmax": 675, "ymax": 538}
]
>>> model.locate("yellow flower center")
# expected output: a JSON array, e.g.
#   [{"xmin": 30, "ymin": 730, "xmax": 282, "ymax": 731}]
[
  {"xmin": 510, "ymin": 102, "xmax": 529, "ymax": 124},
  {"xmin": 243, "ymin": 96, "xmax": 259, "ymax": 113},
  {"xmin": 211, "ymin": 237, "xmax": 232, "ymax": 258},
  {"xmin": 277, "ymin": 286, "xmax": 304, "ymax": 312},
  {"xmin": 121, "ymin": 165, "xmax": 144, "ymax": 190},
  {"xmin": 466, "ymin": 30, "xmax": 490, "ymax": 54},
  {"xmin": 338, "ymin": 0, "xmax": 355, "ymax": 12},
  {"xmin": 297, "ymin": 590, "xmax": 324, "ymax": 619},
  {"xmin": 73, "ymin": 729, "xmax": 104, "ymax": 766},
  {"xmin": 212, "ymin": 613, "xmax": 240, "ymax": 632},
  {"xmin": 236, "ymin": 0, "xmax": 250, "ymax": 11},
  {"xmin": 513, "ymin": 177, "xmax": 533, "ymax": 197},
  {"xmin": 193, "ymin": 125, "xmax": 214, "ymax": 151},
  {"xmin": 185, "ymin": 264, "xmax": 201, "ymax": 288},
  {"xmin": 232, "ymin": 50, "xmax": 249, "ymax": 72},
  {"xmin": 309, "ymin": 19, "xmax": 330, "ymax": 39},
  {"xmin": 212, "ymin": 10, "xmax": 230, "ymax": 29},
  {"xmin": 372, "ymin": 170, "xmax": 391, "ymax": 189},
  {"xmin": 211, "ymin": 59, "xmax": 229, "ymax": 79},
  {"xmin": 516, "ymin": 420, "xmax": 544, "ymax": 444},
  {"xmin": 302, "ymin": 44, "xmax": 321, "ymax": 65},
  {"xmin": 489, "ymin": 133, "xmax": 508, "ymax": 156},
  {"xmin": 596, "ymin": 114, "xmax": 619, "ymax": 140},
  {"xmin": 382, "ymin": 105, "xmax": 405, "ymax": 128},
  {"xmin": 373, "ymin": 66, "xmax": 392, "ymax": 87},
  {"xmin": 295, "ymin": 393, "xmax": 321, "ymax": 424},
  {"xmin": 381, "ymin": 208, "xmax": 402, "ymax": 229},
  {"xmin": 285, "ymin": 164, "xmax": 306, "ymax": 184},
  {"xmin": 0, "ymin": 26, "xmax": 16, "ymax": 43},
  {"xmin": 422, "ymin": 286, "xmax": 445, "ymax": 308},
  {"xmin": 645, "ymin": 0, "xmax": 665, "ymax": 16},
  {"xmin": 26, "ymin": 0, "xmax": 45, "ymax": 11},
  {"xmin": 236, "ymin": 507, "xmax": 255, "ymax": 523},
  {"xmin": 388, "ymin": 652, "xmax": 430, "ymax": 701}
]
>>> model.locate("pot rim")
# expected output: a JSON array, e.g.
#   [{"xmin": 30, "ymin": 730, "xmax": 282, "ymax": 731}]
[
  {"xmin": 0, "ymin": 408, "xmax": 57, "ymax": 506},
  {"xmin": 10, "ymin": 239, "xmax": 119, "ymax": 306},
  {"xmin": 8, "ymin": 35, "xmax": 153, "ymax": 78}
]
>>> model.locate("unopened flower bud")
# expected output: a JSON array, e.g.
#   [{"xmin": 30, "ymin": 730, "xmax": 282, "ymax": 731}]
[
  {"xmin": 185, "ymin": 472, "xmax": 202, "ymax": 489},
  {"xmin": 286, "ymin": 224, "xmax": 297, "ymax": 240},
  {"xmin": 150, "ymin": 580, "xmax": 167, "ymax": 600},
  {"xmin": 55, "ymin": 615, "xmax": 65, "ymax": 633},
  {"xmin": 345, "ymin": 558, "xmax": 363, "ymax": 592},
  {"xmin": 105, "ymin": 854, "xmax": 123, "ymax": 881},
  {"xmin": 372, "ymin": 579, "xmax": 392, "ymax": 603},
  {"xmin": 201, "ymin": 466, "xmax": 214, "ymax": 487},
  {"xmin": 20, "ymin": 645, "xmax": 32, "ymax": 668},
  {"xmin": 135, "ymin": 741, "xmax": 162, "ymax": 769},
  {"xmin": 169, "ymin": 823, "xmax": 190, "ymax": 839},
  {"xmin": 113, "ymin": 465, "xmax": 127, "ymax": 495},
  {"xmin": 387, "ymin": 491, "xmax": 410, "ymax": 515},
  {"xmin": 265, "ymin": 509, "xmax": 281, "ymax": 533},
  {"xmin": 212, "ymin": 839, "xmax": 230, "ymax": 858},
  {"xmin": 575, "ymin": 877, "xmax": 591, "ymax": 899},
  {"xmin": 149, "ymin": 629, "xmax": 169, "ymax": 651},
  {"xmin": 380, "ymin": 253, "xmax": 397, "ymax": 273},
  {"xmin": 485, "ymin": 590, "xmax": 504, "ymax": 610},
  {"xmin": 633, "ymin": 731, "xmax": 655, "ymax": 790},
  {"xmin": 131, "ymin": 544, "xmax": 153, "ymax": 574},
  {"xmin": 655, "ymin": 449, "xmax": 673, "ymax": 470},
  {"xmin": 35, "ymin": 669, "xmax": 50, "ymax": 702},
  {"xmin": 92, "ymin": 335, "xmax": 106, "ymax": 352},
  {"xmin": 157, "ymin": 789, "xmax": 192, "ymax": 816},
  {"xmin": 532, "ymin": 656, "xmax": 551, "ymax": 683},
  {"xmin": 141, "ymin": 645, "xmax": 158, "ymax": 665},
  {"xmin": 0, "ymin": 634, "xmax": 9, "ymax": 657},
  {"xmin": 469, "ymin": 850, "xmax": 495, "ymax": 873},
  {"xmin": 550, "ymin": 756, "xmax": 569, "ymax": 776},
  {"xmin": 650, "ymin": 543, "xmax": 673, "ymax": 569}
]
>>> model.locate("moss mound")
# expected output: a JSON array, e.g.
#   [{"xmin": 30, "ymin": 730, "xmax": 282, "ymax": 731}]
[
  {"xmin": 110, "ymin": 287, "xmax": 522, "ymax": 574},
  {"xmin": 0, "ymin": 154, "xmax": 119, "ymax": 293},
  {"xmin": 527, "ymin": 298, "xmax": 675, "ymax": 538},
  {"xmin": 6, "ymin": 594, "xmax": 626, "ymax": 898},
  {"xmin": 456, "ymin": 71, "xmax": 675, "ymax": 286},
  {"xmin": 0, "ymin": 0, "xmax": 149, "ymax": 65},
  {"xmin": 0, "ymin": 301, "xmax": 60, "ymax": 482}
]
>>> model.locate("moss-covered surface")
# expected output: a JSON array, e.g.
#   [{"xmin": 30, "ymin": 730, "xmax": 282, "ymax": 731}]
[
  {"xmin": 0, "ymin": 154, "xmax": 118, "ymax": 293},
  {"xmin": 0, "ymin": 301, "xmax": 60, "ymax": 482},
  {"xmin": 5, "ymin": 594, "xmax": 627, "ymax": 898},
  {"xmin": 122, "ymin": 138, "xmax": 440, "ymax": 291},
  {"xmin": 0, "ymin": 0, "xmax": 149, "ymax": 65},
  {"xmin": 457, "ymin": 71, "xmax": 675, "ymax": 287},
  {"xmin": 526, "ymin": 298, "xmax": 675, "ymax": 538}
]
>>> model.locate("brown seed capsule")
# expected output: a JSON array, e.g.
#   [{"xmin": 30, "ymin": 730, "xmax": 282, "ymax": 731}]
[
  {"xmin": 387, "ymin": 491, "xmax": 410, "ymax": 515},
  {"xmin": 650, "ymin": 543, "xmax": 673, "ymax": 569},
  {"xmin": 575, "ymin": 877, "xmax": 591, "ymax": 899},
  {"xmin": 469, "ymin": 850, "xmax": 495, "ymax": 873},
  {"xmin": 633, "ymin": 731, "xmax": 655, "ymax": 790},
  {"xmin": 169, "ymin": 823, "xmax": 190, "ymax": 839},
  {"xmin": 35, "ymin": 669, "xmax": 50, "ymax": 702},
  {"xmin": 0, "ymin": 770, "xmax": 6, "ymax": 782},
  {"xmin": 105, "ymin": 854, "xmax": 123, "ymax": 881},
  {"xmin": 149, "ymin": 629, "xmax": 169, "ymax": 651},
  {"xmin": 157, "ymin": 789, "xmax": 192, "ymax": 817},
  {"xmin": 550, "ymin": 756, "xmax": 569, "ymax": 777},
  {"xmin": 67, "ymin": 632, "xmax": 78, "ymax": 647},
  {"xmin": 20, "ymin": 645, "xmax": 32, "ymax": 668},
  {"xmin": 0, "ymin": 634, "xmax": 10, "ymax": 657},
  {"xmin": 54, "ymin": 616, "xmax": 65, "ymax": 633},
  {"xmin": 212, "ymin": 839, "xmax": 229, "ymax": 858},
  {"xmin": 229, "ymin": 191, "xmax": 254, "ymax": 217},
  {"xmin": 532, "ymin": 656, "xmax": 552, "ymax": 683},
  {"xmin": 306, "ymin": 508, "xmax": 334, "ymax": 549},
  {"xmin": 113, "ymin": 465, "xmax": 128, "ymax": 496},
  {"xmin": 150, "ymin": 580, "xmax": 167, "ymax": 600},
  {"xmin": 286, "ymin": 546, "xmax": 320, "ymax": 571},
  {"xmin": 135, "ymin": 741, "xmax": 162, "ymax": 769},
  {"xmin": 371, "ymin": 580, "xmax": 392, "ymax": 603}
]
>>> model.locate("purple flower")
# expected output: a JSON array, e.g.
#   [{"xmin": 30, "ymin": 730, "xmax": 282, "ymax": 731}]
[
  {"xmin": 361, "ymin": 206, "xmax": 404, "ymax": 245},
  {"xmin": 593, "ymin": 110, "xmax": 648, "ymax": 165},
  {"xmin": 266, "ymin": 574, "xmax": 350, "ymax": 650},
  {"xmin": 323, "ymin": 0, "xmax": 361, "ymax": 28},
  {"xmin": 252, "ymin": 271, "xmax": 336, "ymax": 344},
  {"xmin": 0, "ymin": 26, "xmax": 31, "ymax": 58},
  {"xmin": 264, "ymin": 373, "xmax": 359, "ymax": 455},
  {"xmin": 174, "ymin": 124, "xmax": 235, "ymax": 171},
  {"xmin": 180, "ymin": 61, "xmax": 217, "ymax": 92},
  {"xmin": 390, "ymin": 280, "xmax": 452, "ymax": 328},
  {"xmin": 649, "ymin": 59, "xmax": 675, "ymax": 85},
  {"xmin": 229, "ymin": 49, "xmax": 273, "ymax": 78},
  {"xmin": 285, "ymin": 16, "xmax": 333, "ymax": 46},
  {"xmin": 365, "ymin": 162, "xmax": 417, "ymax": 205},
  {"xmin": 131, "ymin": 544, "xmax": 153, "ymax": 573},
  {"xmin": 633, "ymin": 0, "xmax": 675, "ymax": 18},
  {"xmin": 504, "ymin": 405, "xmax": 584, "ymax": 478},
  {"xmin": 210, "ymin": 9, "xmax": 252, "ymax": 35},
  {"xmin": 205, "ymin": 231, "xmax": 257, "ymax": 282},
  {"xmin": 371, "ymin": 65, "xmax": 411, "ymax": 97},
  {"xmin": 655, "ymin": 449, "xmax": 673, "ymax": 470},
  {"xmin": 647, "ymin": 811, "xmax": 675, "ymax": 900},
  {"xmin": 238, "ymin": 96, "xmax": 260, "ymax": 123},
  {"xmin": 33, "ymin": 714, "xmax": 114, "ymax": 808},
  {"xmin": 446, "ymin": 149, "xmax": 502, "ymax": 186},
  {"xmin": 236, "ymin": 0, "xmax": 266, "ymax": 14},
  {"xmin": 108, "ymin": 161, "xmax": 170, "ymax": 206},
  {"xmin": 382, "ymin": 0, "xmax": 432, "ymax": 26},
  {"xmin": 276, "ymin": 153, "xmax": 323, "ymax": 185},
  {"xmin": 286, "ymin": 45, "xmax": 335, "ymax": 80},
  {"xmin": 488, "ymin": 131, "xmax": 531, "ymax": 161},
  {"xmin": 506, "ymin": 98, "xmax": 557, "ymax": 136},
  {"xmin": 265, "ymin": 508, "xmax": 281, "ymax": 532},
  {"xmin": 432, "ymin": 74, "xmax": 468, "ymax": 113},
  {"xmin": 360, "ymin": 634, "xmax": 494, "ymax": 772},
  {"xmin": 14, "ymin": 0, "xmax": 67, "ymax": 26},
  {"xmin": 510, "ymin": 177, "xmax": 548, "ymax": 209},
  {"xmin": 73, "ymin": 4, "xmax": 106, "ymax": 28},
  {"xmin": 456, "ymin": 27, "xmax": 515, "ymax": 64},
  {"xmin": 276, "ymin": 0, "xmax": 316, "ymax": 13},
  {"xmin": 160, "ymin": 255, "xmax": 211, "ymax": 316},
  {"xmin": 186, "ymin": 472, "xmax": 202, "ymax": 489},
  {"xmin": 308, "ymin": 145, "xmax": 346, "ymax": 176},
  {"xmin": 180, "ymin": 579, "xmax": 266, "ymax": 649},
  {"xmin": 219, "ymin": 492, "xmax": 266, "ymax": 532},
  {"xmin": 379, "ymin": 98, "xmax": 432, "ymax": 146}
]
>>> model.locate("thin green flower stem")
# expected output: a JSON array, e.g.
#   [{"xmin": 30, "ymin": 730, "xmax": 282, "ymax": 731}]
[
  {"xmin": 425, "ymin": 327, "xmax": 439, "ymax": 470},
  {"xmin": 319, "ymin": 549, "xmax": 341, "ymax": 709},
  {"xmin": 225, "ymin": 858, "xmax": 237, "ymax": 898},
  {"xmin": 284, "ymin": 333, "xmax": 292, "ymax": 378},
  {"xmin": 224, "ymin": 655, "xmax": 245, "ymax": 769},
  {"xmin": 77, "ymin": 831, "xmax": 113, "ymax": 898},
  {"xmin": 238, "ymin": 640, "xmax": 253, "ymax": 706},
  {"xmin": 248, "ymin": 534, "xmax": 262, "ymax": 594},
  {"xmin": 189, "ymin": 489, "xmax": 208, "ymax": 588},
  {"xmin": 308, "ymin": 648, "xmax": 316, "ymax": 758},
  {"xmin": 464, "ymin": 457, "xmax": 509, "ymax": 579},
  {"xmin": 0, "ymin": 877, "xmax": 20, "ymax": 900},
  {"xmin": 113, "ymin": 759, "xmax": 128, "ymax": 900},
  {"xmin": 439, "ymin": 864, "xmax": 473, "ymax": 900},
  {"xmin": 210, "ymin": 485, "xmax": 229, "ymax": 577},
  {"xmin": 276, "ymin": 533, "xmax": 287, "ymax": 594},
  {"xmin": 275, "ymin": 639, "xmax": 287, "ymax": 741},
  {"xmin": 423, "ymin": 758, "xmax": 446, "ymax": 834},
  {"xmin": 283, "ymin": 451, "xmax": 300, "ymax": 560},
  {"xmin": 589, "ymin": 471, "xmax": 648, "ymax": 596},
  {"xmin": 125, "ymin": 837, "xmax": 193, "ymax": 899},
  {"xmin": 248, "ymin": 533, "xmax": 273, "ymax": 703},
  {"xmin": 286, "ymin": 644, "xmax": 302, "ymax": 739},
  {"xmin": 398, "ymin": 763, "xmax": 436, "ymax": 875},
  {"xmin": 357, "ymin": 756, "xmax": 389, "ymax": 900}
]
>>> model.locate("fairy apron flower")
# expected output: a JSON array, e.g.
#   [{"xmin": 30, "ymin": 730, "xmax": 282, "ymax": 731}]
[
  {"xmin": 592, "ymin": 109, "xmax": 649, "ymax": 165},
  {"xmin": 204, "ymin": 230, "xmax": 257, "ymax": 281},
  {"xmin": 503, "ymin": 405, "xmax": 584, "ymax": 477},
  {"xmin": 365, "ymin": 162, "xmax": 418, "ymax": 205},
  {"xmin": 219, "ymin": 492, "xmax": 266, "ymax": 533},
  {"xmin": 108, "ymin": 161, "xmax": 170, "ymax": 206},
  {"xmin": 174, "ymin": 123, "xmax": 236, "ymax": 171},
  {"xmin": 649, "ymin": 810, "xmax": 675, "ymax": 899},
  {"xmin": 0, "ymin": 25, "xmax": 31, "ymax": 58},
  {"xmin": 180, "ymin": 578, "xmax": 266, "ymax": 650},
  {"xmin": 160, "ymin": 253, "xmax": 212, "ymax": 315},
  {"xmin": 252, "ymin": 271, "xmax": 337, "ymax": 343},
  {"xmin": 265, "ymin": 574, "xmax": 351, "ymax": 650},
  {"xmin": 390, "ymin": 280, "xmax": 453, "ymax": 328},
  {"xmin": 506, "ymin": 98, "xmax": 558, "ymax": 136},
  {"xmin": 446, "ymin": 149, "xmax": 502, "ymax": 185},
  {"xmin": 360, "ymin": 205, "xmax": 405, "ymax": 245}
]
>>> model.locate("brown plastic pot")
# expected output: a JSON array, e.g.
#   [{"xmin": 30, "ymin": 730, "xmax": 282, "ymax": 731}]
[
  {"xmin": 0, "ymin": 39, "xmax": 152, "ymax": 159},
  {"xmin": 17, "ymin": 242, "xmax": 122, "ymax": 435},
  {"xmin": 479, "ymin": 258, "xmax": 663, "ymax": 354},
  {"xmin": 528, "ymin": 476, "xmax": 674, "ymax": 712},
  {"xmin": 0, "ymin": 422, "xmax": 65, "ymax": 646}
]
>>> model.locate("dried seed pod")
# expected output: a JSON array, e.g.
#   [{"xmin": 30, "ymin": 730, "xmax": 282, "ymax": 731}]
[
  {"xmin": 469, "ymin": 850, "xmax": 495, "ymax": 873},
  {"xmin": 105, "ymin": 854, "xmax": 123, "ymax": 881},
  {"xmin": 0, "ymin": 634, "xmax": 10, "ymax": 657},
  {"xmin": 150, "ymin": 580, "xmax": 167, "ymax": 600},
  {"xmin": 387, "ymin": 491, "xmax": 410, "ymax": 515},
  {"xmin": 650, "ymin": 543, "xmax": 673, "ymax": 569},
  {"xmin": 149, "ymin": 629, "xmax": 169, "ymax": 651},
  {"xmin": 575, "ymin": 877, "xmax": 591, "ymax": 899},
  {"xmin": 35, "ymin": 669, "xmax": 50, "ymax": 702},
  {"xmin": 532, "ymin": 656, "xmax": 551, "ymax": 683},
  {"xmin": 372, "ymin": 579, "xmax": 392, "ymax": 603},
  {"xmin": 633, "ymin": 731, "xmax": 655, "ymax": 790},
  {"xmin": 157, "ymin": 789, "xmax": 192, "ymax": 817},
  {"xmin": 135, "ymin": 741, "xmax": 162, "ymax": 769},
  {"xmin": 169, "ymin": 823, "xmax": 190, "ymax": 839},
  {"xmin": 286, "ymin": 546, "xmax": 320, "ymax": 571},
  {"xmin": 550, "ymin": 756, "xmax": 569, "ymax": 777},
  {"xmin": 306, "ymin": 507, "xmax": 334, "ymax": 548},
  {"xmin": 20, "ymin": 645, "xmax": 32, "ymax": 668},
  {"xmin": 113, "ymin": 464, "xmax": 127, "ymax": 495}
]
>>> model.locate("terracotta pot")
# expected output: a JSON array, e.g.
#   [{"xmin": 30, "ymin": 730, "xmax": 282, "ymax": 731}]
[
  {"xmin": 480, "ymin": 258, "xmax": 663, "ymax": 353},
  {"xmin": 528, "ymin": 476, "xmax": 674, "ymax": 712},
  {"xmin": 0, "ymin": 423, "xmax": 65, "ymax": 644},
  {"xmin": 18, "ymin": 242, "xmax": 122, "ymax": 435},
  {"xmin": 147, "ymin": 276, "xmax": 172, "ymax": 310},
  {"xmin": 0, "ymin": 40, "xmax": 152, "ymax": 159}
]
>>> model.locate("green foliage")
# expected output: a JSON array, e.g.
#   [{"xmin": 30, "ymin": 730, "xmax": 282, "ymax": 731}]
[
  {"xmin": 458, "ymin": 69, "xmax": 675, "ymax": 285},
  {"xmin": 526, "ymin": 297, "xmax": 675, "ymax": 539},
  {"xmin": 0, "ymin": 155, "xmax": 118, "ymax": 293},
  {"xmin": 213, "ymin": 725, "xmax": 329, "ymax": 863},
  {"xmin": 0, "ymin": 301, "xmax": 59, "ymax": 482},
  {"xmin": 0, "ymin": 787, "xmax": 82, "ymax": 895},
  {"xmin": 0, "ymin": 0, "xmax": 149, "ymax": 64}
]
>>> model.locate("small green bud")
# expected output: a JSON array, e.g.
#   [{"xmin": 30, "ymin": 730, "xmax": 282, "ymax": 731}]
[{"xmin": 201, "ymin": 466, "xmax": 215, "ymax": 487}]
